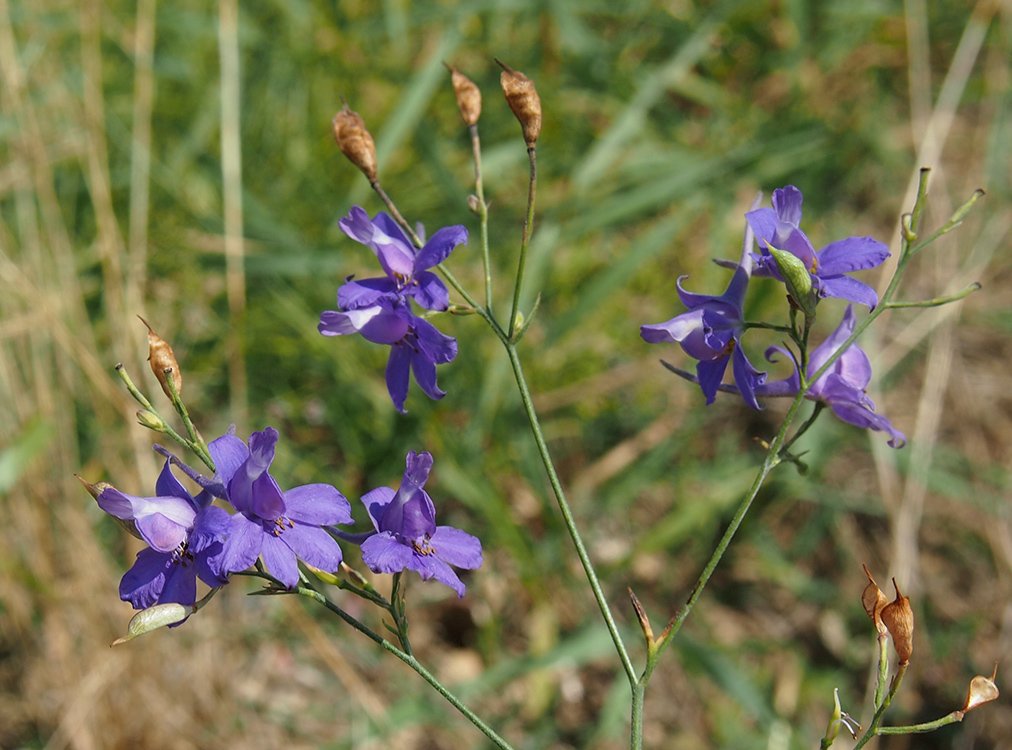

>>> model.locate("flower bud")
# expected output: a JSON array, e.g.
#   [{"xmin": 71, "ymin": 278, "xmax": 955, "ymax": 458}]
[
  {"xmin": 881, "ymin": 578, "xmax": 914, "ymax": 665},
  {"xmin": 135, "ymin": 409, "xmax": 168, "ymax": 432},
  {"xmin": 960, "ymin": 666, "xmax": 999, "ymax": 714},
  {"xmin": 139, "ymin": 316, "xmax": 182, "ymax": 400},
  {"xmin": 496, "ymin": 59, "xmax": 541, "ymax": 148},
  {"xmin": 822, "ymin": 687, "xmax": 843, "ymax": 747},
  {"xmin": 861, "ymin": 563, "xmax": 888, "ymax": 635},
  {"xmin": 448, "ymin": 66, "xmax": 481, "ymax": 126},
  {"xmin": 332, "ymin": 104, "xmax": 378, "ymax": 182},
  {"xmin": 111, "ymin": 602, "xmax": 193, "ymax": 645},
  {"xmin": 467, "ymin": 194, "xmax": 481, "ymax": 214},
  {"xmin": 768, "ymin": 246, "xmax": 817, "ymax": 317}
]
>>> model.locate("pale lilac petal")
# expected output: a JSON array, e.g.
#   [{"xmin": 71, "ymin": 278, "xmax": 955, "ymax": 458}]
[
  {"xmin": 816, "ymin": 236, "xmax": 889, "ymax": 275},
  {"xmin": 414, "ymin": 225, "xmax": 467, "ymax": 271},
  {"xmin": 361, "ymin": 532, "xmax": 414, "ymax": 573},
  {"xmin": 361, "ymin": 486, "xmax": 396, "ymax": 530},
  {"xmin": 260, "ymin": 534, "xmax": 299, "ymax": 588},
  {"xmin": 430, "ymin": 526, "xmax": 482, "ymax": 569},
  {"xmin": 340, "ymin": 208, "xmax": 415, "ymax": 278},
  {"xmin": 135, "ymin": 508, "xmax": 191, "ymax": 553},
  {"xmin": 318, "ymin": 306, "xmax": 410, "ymax": 344},
  {"xmin": 675, "ymin": 275, "xmax": 724, "ymax": 309},
  {"xmin": 640, "ymin": 309, "xmax": 704, "ymax": 344},
  {"xmin": 403, "ymin": 451, "xmax": 433, "ymax": 489},
  {"xmin": 386, "ymin": 345, "xmax": 412, "ymax": 413},
  {"xmin": 280, "ymin": 524, "xmax": 344, "ymax": 573},
  {"xmin": 412, "ymin": 271, "xmax": 450, "ymax": 310},
  {"xmin": 219, "ymin": 514, "xmax": 265, "ymax": 574},
  {"xmin": 284, "ymin": 484, "xmax": 353, "ymax": 526},
  {"xmin": 389, "ymin": 487, "xmax": 436, "ymax": 539},
  {"xmin": 405, "ymin": 554, "xmax": 466, "ymax": 597},
  {"xmin": 817, "ymin": 275, "xmax": 879, "ymax": 309},
  {"xmin": 96, "ymin": 487, "xmax": 138, "ymax": 520}
]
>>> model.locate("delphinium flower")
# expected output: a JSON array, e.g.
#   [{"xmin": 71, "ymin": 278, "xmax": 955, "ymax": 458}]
[
  {"xmin": 213, "ymin": 427, "xmax": 353, "ymax": 588},
  {"xmin": 320, "ymin": 207, "xmax": 466, "ymax": 411},
  {"xmin": 97, "ymin": 461, "xmax": 230, "ymax": 609},
  {"xmin": 359, "ymin": 451, "xmax": 482, "ymax": 597},
  {"xmin": 640, "ymin": 220, "xmax": 767, "ymax": 409},
  {"xmin": 319, "ymin": 297, "xmax": 457, "ymax": 413},
  {"xmin": 746, "ymin": 185, "xmax": 890, "ymax": 309},
  {"xmin": 336, "ymin": 206, "xmax": 467, "ymax": 311},
  {"xmin": 756, "ymin": 306, "xmax": 906, "ymax": 447}
]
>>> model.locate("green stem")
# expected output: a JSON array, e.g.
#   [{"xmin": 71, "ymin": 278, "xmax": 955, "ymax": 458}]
[
  {"xmin": 291, "ymin": 582, "xmax": 515, "ymax": 750},
  {"xmin": 503, "ymin": 343, "xmax": 637, "ymax": 684},
  {"xmin": 876, "ymin": 712, "xmax": 964, "ymax": 734},
  {"xmin": 507, "ymin": 146, "xmax": 537, "ymax": 340},
  {"xmin": 469, "ymin": 123, "xmax": 494, "ymax": 315},
  {"xmin": 164, "ymin": 368, "xmax": 213, "ymax": 470},
  {"xmin": 853, "ymin": 662, "xmax": 908, "ymax": 749},
  {"xmin": 874, "ymin": 633, "xmax": 889, "ymax": 709},
  {"xmin": 885, "ymin": 282, "xmax": 981, "ymax": 309}
]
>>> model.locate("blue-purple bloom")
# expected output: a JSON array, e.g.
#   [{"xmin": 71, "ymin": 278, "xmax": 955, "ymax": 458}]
[
  {"xmin": 336, "ymin": 206, "xmax": 467, "ymax": 311},
  {"xmin": 757, "ymin": 306, "xmax": 906, "ymax": 447},
  {"xmin": 746, "ymin": 186, "xmax": 890, "ymax": 309},
  {"xmin": 98, "ymin": 461, "xmax": 230, "ymax": 609},
  {"xmin": 640, "ymin": 220, "xmax": 767, "ymax": 409},
  {"xmin": 320, "ymin": 207, "xmax": 464, "ymax": 412},
  {"xmin": 318, "ymin": 298, "xmax": 457, "ymax": 413},
  {"xmin": 212, "ymin": 427, "xmax": 353, "ymax": 588},
  {"xmin": 359, "ymin": 451, "xmax": 482, "ymax": 598}
]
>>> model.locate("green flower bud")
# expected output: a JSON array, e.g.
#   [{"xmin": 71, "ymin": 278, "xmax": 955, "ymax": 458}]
[
  {"xmin": 111, "ymin": 602, "xmax": 193, "ymax": 645},
  {"xmin": 768, "ymin": 246, "xmax": 817, "ymax": 317}
]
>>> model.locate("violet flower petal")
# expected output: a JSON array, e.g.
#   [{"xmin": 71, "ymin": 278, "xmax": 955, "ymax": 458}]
[{"xmin": 284, "ymin": 484, "xmax": 353, "ymax": 526}]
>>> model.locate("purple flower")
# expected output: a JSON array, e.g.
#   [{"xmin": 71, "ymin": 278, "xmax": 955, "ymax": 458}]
[
  {"xmin": 212, "ymin": 427, "xmax": 353, "ymax": 588},
  {"xmin": 337, "ymin": 206, "xmax": 467, "ymax": 311},
  {"xmin": 746, "ymin": 185, "xmax": 890, "ymax": 309},
  {"xmin": 758, "ymin": 306, "xmax": 906, "ymax": 447},
  {"xmin": 640, "ymin": 221, "xmax": 767, "ymax": 410},
  {"xmin": 359, "ymin": 451, "xmax": 482, "ymax": 598},
  {"xmin": 98, "ymin": 461, "xmax": 230, "ymax": 610},
  {"xmin": 318, "ymin": 297, "xmax": 457, "ymax": 413}
]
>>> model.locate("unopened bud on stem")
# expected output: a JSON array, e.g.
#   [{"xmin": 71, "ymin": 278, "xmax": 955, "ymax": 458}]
[
  {"xmin": 332, "ymin": 104, "xmax": 378, "ymax": 182},
  {"xmin": 496, "ymin": 59, "xmax": 541, "ymax": 148}
]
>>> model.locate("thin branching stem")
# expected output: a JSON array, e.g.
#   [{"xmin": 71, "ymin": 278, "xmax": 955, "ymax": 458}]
[{"xmin": 508, "ymin": 147, "xmax": 537, "ymax": 339}]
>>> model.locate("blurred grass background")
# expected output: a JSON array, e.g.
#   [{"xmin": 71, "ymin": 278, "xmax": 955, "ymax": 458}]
[{"xmin": 1, "ymin": 0, "xmax": 1009, "ymax": 748}]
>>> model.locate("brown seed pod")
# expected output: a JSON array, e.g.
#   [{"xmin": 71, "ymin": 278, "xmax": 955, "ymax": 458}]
[
  {"xmin": 448, "ymin": 65, "xmax": 481, "ymax": 126},
  {"xmin": 961, "ymin": 666, "xmax": 999, "ymax": 713},
  {"xmin": 861, "ymin": 563, "xmax": 888, "ymax": 635},
  {"xmin": 139, "ymin": 316, "xmax": 182, "ymax": 400},
  {"xmin": 880, "ymin": 578, "xmax": 914, "ymax": 665},
  {"xmin": 332, "ymin": 104, "xmax": 378, "ymax": 182},
  {"xmin": 496, "ymin": 59, "xmax": 542, "ymax": 148}
]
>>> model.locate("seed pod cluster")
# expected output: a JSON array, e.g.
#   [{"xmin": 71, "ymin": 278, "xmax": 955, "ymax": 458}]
[{"xmin": 332, "ymin": 105, "xmax": 378, "ymax": 182}]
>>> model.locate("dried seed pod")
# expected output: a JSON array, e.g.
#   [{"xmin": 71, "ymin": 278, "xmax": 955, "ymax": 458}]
[
  {"xmin": 332, "ymin": 104, "xmax": 378, "ymax": 182},
  {"xmin": 961, "ymin": 666, "xmax": 999, "ymax": 714},
  {"xmin": 449, "ymin": 66, "xmax": 481, "ymax": 126},
  {"xmin": 861, "ymin": 563, "xmax": 888, "ymax": 635},
  {"xmin": 496, "ymin": 59, "xmax": 542, "ymax": 148},
  {"xmin": 881, "ymin": 578, "xmax": 914, "ymax": 665},
  {"xmin": 139, "ymin": 316, "xmax": 182, "ymax": 400}
]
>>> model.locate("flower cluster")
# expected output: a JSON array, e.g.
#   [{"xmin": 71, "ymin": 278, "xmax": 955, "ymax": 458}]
[
  {"xmin": 94, "ymin": 434, "xmax": 481, "ymax": 613},
  {"xmin": 319, "ymin": 207, "xmax": 467, "ymax": 412},
  {"xmin": 642, "ymin": 185, "xmax": 904, "ymax": 446}
]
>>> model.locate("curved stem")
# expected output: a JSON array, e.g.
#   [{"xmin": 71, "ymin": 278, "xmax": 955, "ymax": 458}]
[
  {"xmin": 292, "ymin": 582, "xmax": 515, "ymax": 750},
  {"xmin": 507, "ymin": 147, "xmax": 537, "ymax": 339},
  {"xmin": 503, "ymin": 343, "xmax": 637, "ymax": 684},
  {"xmin": 469, "ymin": 123, "xmax": 494, "ymax": 315}
]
